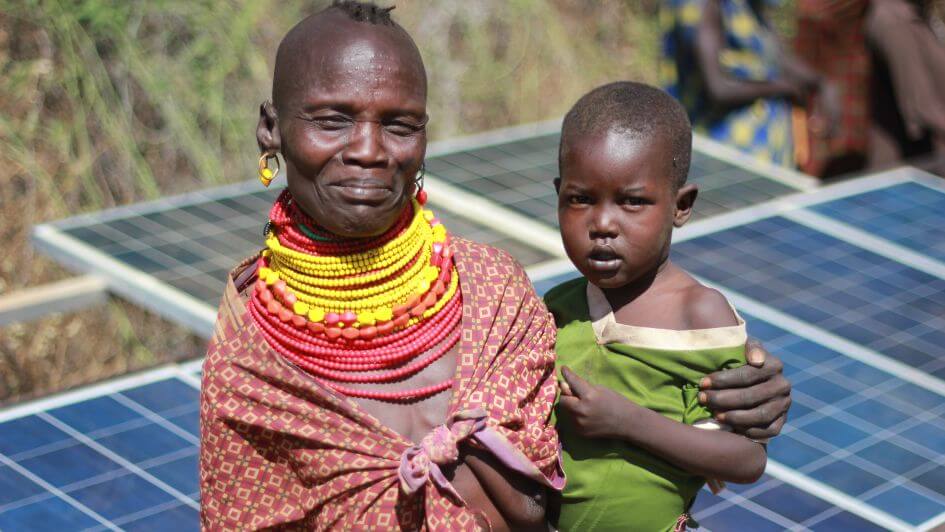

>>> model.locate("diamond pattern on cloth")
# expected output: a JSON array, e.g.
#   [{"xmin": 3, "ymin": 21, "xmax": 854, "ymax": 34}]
[{"xmin": 200, "ymin": 238, "xmax": 563, "ymax": 530}]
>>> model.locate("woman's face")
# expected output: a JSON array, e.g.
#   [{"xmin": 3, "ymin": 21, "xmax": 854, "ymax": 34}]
[{"xmin": 272, "ymin": 26, "xmax": 428, "ymax": 239}]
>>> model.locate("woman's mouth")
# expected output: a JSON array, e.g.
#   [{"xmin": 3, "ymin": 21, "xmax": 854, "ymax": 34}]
[{"xmin": 330, "ymin": 178, "xmax": 392, "ymax": 205}]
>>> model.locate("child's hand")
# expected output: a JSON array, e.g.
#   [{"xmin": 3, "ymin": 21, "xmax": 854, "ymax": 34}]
[{"xmin": 558, "ymin": 366, "xmax": 638, "ymax": 440}]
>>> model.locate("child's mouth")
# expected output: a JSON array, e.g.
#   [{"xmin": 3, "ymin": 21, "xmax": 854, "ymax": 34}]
[{"xmin": 587, "ymin": 247, "xmax": 621, "ymax": 271}]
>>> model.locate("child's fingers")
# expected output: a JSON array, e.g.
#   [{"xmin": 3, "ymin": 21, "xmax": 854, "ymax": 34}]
[
  {"xmin": 558, "ymin": 395, "xmax": 580, "ymax": 413},
  {"xmin": 560, "ymin": 366, "xmax": 590, "ymax": 398},
  {"xmin": 559, "ymin": 378, "xmax": 573, "ymax": 396}
]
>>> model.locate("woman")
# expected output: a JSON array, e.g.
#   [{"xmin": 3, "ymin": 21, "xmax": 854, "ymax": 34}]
[{"xmin": 200, "ymin": 2, "xmax": 792, "ymax": 530}]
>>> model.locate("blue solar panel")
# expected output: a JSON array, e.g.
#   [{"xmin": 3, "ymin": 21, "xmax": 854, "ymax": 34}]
[
  {"xmin": 812, "ymin": 182, "xmax": 945, "ymax": 263},
  {"xmin": 673, "ymin": 216, "xmax": 945, "ymax": 379},
  {"xmin": 0, "ymin": 378, "xmax": 200, "ymax": 531},
  {"xmin": 743, "ymin": 312, "xmax": 945, "ymax": 526},
  {"xmin": 692, "ymin": 476, "xmax": 886, "ymax": 531}
]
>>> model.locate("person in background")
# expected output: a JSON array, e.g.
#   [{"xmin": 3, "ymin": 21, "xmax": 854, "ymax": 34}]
[
  {"xmin": 793, "ymin": 0, "xmax": 871, "ymax": 178},
  {"xmin": 660, "ymin": 0, "xmax": 840, "ymax": 168},
  {"xmin": 866, "ymin": 0, "xmax": 945, "ymax": 175}
]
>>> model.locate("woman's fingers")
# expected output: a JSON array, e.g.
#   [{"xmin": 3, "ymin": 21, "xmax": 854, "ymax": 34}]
[
  {"xmin": 701, "ymin": 373, "xmax": 791, "ymax": 411},
  {"xmin": 702, "ymin": 354, "xmax": 784, "ymax": 390},
  {"xmin": 720, "ymin": 395, "xmax": 792, "ymax": 439}
]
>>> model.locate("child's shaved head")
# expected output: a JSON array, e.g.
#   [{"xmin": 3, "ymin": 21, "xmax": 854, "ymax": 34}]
[
  {"xmin": 272, "ymin": 1, "xmax": 425, "ymax": 111},
  {"xmin": 560, "ymin": 82, "xmax": 692, "ymax": 189}
]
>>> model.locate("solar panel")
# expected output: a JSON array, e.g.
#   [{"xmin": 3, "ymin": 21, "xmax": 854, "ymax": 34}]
[
  {"xmin": 673, "ymin": 216, "xmax": 945, "ymax": 378},
  {"xmin": 692, "ymin": 476, "xmax": 887, "ymax": 531},
  {"xmin": 811, "ymin": 181, "xmax": 945, "ymax": 263},
  {"xmin": 425, "ymin": 128, "xmax": 811, "ymax": 227},
  {"xmin": 0, "ymin": 371, "xmax": 200, "ymax": 531}
]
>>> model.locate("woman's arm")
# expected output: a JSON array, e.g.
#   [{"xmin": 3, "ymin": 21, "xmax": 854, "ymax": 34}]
[
  {"xmin": 694, "ymin": 0, "xmax": 803, "ymax": 108},
  {"xmin": 559, "ymin": 368, "xmax": 766, "ymax": 483},
  {"xmin": 461, "ymin": 448, "xmax": 548, "ymax": 531},
  {"xmin": 698, "ymin": 339, "xmax": 792, "ymax": 440}
]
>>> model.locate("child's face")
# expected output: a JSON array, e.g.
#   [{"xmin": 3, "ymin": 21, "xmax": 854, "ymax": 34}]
[
  {"xmin": 274, "ymin": 21, "xmax": 428, "ymax": 238},
  {"xmin": 557, "ymin": 129, "xmax": 694, "ymax": 290}
]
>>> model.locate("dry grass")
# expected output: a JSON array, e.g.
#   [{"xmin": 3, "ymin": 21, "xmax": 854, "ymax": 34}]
[{"xmin": 0, "ymin": 0, "xmax": 811, "ymax": 404}]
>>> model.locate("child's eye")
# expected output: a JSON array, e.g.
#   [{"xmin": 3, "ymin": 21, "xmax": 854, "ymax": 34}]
[
  {"xmin": 568, "ymin": 194, "xmax": 592, "ymax": 205},
  {"xmin": 621, "ymin": 197, "xmax": 646, "ymax": 207}
]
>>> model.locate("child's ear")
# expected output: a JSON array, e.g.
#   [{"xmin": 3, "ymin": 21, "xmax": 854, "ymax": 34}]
[
  {"xmin": 673, "ymin": 183, "xmax": 698, "ymax": 227},
  {"xmin": 553, "ymin": 177, "xmax": 562, "ymax": 194},
  {"xmin": 256, "ymin": 99, "xmax": 281, "ymax": 153}
]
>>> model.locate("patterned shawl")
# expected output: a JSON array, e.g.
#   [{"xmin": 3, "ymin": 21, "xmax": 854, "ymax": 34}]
[{"xmin": 200, "ymin": 238, "xmax": 564, "ymax": 530}]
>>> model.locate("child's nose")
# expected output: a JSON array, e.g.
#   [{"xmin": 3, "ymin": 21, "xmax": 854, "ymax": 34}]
[
  {"xmin": 343, "ymin": 121, "xmax": 387, "ymax": 168},
  {"xmin": 589, "ymin": 207, "xmax": 619, "ymax": 239}
]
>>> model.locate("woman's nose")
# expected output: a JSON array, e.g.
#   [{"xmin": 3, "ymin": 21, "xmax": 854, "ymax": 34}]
[{"xmin": 343, "ymin": 121, "xmax": 387, "ymax": 167}]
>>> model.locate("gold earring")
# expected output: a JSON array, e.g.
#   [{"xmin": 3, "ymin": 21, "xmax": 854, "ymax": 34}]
[{"xmin": 258, "ymin": 151, "xmax": 280, "ymax": 187}]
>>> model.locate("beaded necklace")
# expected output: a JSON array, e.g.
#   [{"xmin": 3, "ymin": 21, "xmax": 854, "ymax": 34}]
[{"xmin": 249, "ymin": 190, "xmax": 462, "ymax": 402}]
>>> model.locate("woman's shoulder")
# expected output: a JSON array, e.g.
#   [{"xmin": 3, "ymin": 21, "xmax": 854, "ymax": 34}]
[{"xmin": 451, "ymin": 237, "xmax": 527, "ymax": 280}]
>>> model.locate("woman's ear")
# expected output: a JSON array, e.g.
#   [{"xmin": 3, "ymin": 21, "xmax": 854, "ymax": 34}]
[
  {"xmin": 674, "ymin": 183, "xmax": 698, "ymax": 227},
  {"xmin": 256, "ymin": 100, "xmax": 281, "ymax": 153}
]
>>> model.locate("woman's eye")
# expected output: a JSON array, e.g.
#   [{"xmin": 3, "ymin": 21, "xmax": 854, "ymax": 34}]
[
  {"xmin": 384, "ymin": 121, "xmax": 423, "ymax": 136},
  {"xmin": 312, "ymin": 116, "xmax": 351, "ymax": 129},
  {"xmin": 621, "ymin": 197, "xmax": 646, "ymax": 206}
]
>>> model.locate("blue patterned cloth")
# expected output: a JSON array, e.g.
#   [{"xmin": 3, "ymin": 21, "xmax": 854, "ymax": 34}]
[{"xmin": 660, "ymin": 0, "xmax": 794, "ymax": 166}]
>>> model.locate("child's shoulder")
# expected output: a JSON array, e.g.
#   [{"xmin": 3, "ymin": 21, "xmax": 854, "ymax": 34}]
[
  {"xmin": 542, "ymin": 276, "xmax": 590, "ymax": 327},
  {"xmin": 542, "ymin": 276, "xmax": 587, "ymax": 310},
  {"xmin": 672, "ymin": 269, "xmax": 739, "ymax": 330}
]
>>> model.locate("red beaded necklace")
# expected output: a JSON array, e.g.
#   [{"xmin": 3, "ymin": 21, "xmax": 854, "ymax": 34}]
[{"xmin": 249, "ymin": 191, "xmax": 462, "ymax": 402}]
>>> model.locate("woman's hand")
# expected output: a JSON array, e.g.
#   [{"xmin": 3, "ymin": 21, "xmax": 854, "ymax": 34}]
[
  {"xmin": 558, "ymin": 366, "xmax": 640, "ymax": 440},
  {"xmin": 810, "ymin": 81, "xmax": 842, "ymax": 138},
  {"xmin": 698, "ymin": 339, "xmax": 792, "ymax": 440}
]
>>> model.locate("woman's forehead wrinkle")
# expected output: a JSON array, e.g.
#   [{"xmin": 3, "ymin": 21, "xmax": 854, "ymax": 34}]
[{"xmin": 291, "ymin": 35, "xmax": 425, "ymax": 110}]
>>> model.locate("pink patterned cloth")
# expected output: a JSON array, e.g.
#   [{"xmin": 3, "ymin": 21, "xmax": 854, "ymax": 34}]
[{"xmin": 200, "ymin": 238, "xmax": 564, "ymax": 530}]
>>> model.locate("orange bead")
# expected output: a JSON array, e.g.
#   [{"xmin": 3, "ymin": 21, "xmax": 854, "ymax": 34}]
[
  {"xmin": 393, "ymin": 314, "xmax": 410, "ymax": 328},
  {"xmin": 283, "ymin": 291, "xmax": 297, "ymax": 306},
  {"xmin": 410, "ymin": 304, "xmax": 427, "ymax": 318},
  {"xmin": 307, "ymin": 321, "xmax": 326, "ymax": 334},
  {"xmin": 359, "ymin": 326, "xmax": 378, "ymax": 340},
  {"xmin": 341, "ymin": 327, "xmax": 360, "ymax": 340},
  {"xmin": 326, "ymin": 327, "xmax": 343, "ymax": 339},
  {"xmin": 279, "ymin": 308, "xmax": 294, "ymax": 322},
  {"xmin": 377, "ymin": 321, "xmax": 395, "ymax": 335},
  {"xmin": 423, "ymin": 292, "xmax": 437, "ymax": 307},
  {"xmin": 291, "ymin": 315, "xmax": 306, "ymax": 328}
]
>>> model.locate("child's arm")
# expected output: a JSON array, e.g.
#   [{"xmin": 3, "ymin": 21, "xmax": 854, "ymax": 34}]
[{"xmin": 559, "ymin": 367, "xmax": 766, "ymax": 484}]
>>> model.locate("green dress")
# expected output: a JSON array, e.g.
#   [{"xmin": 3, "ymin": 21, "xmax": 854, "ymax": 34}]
[{"xmin": 546, "ymin": 277, "xmax": 747, "ymax": 532}]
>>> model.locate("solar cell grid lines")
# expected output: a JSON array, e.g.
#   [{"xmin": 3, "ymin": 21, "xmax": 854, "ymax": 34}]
[
  {"xmin": 0, "ymin": 374, "xmax": 201, "ymax": 531},
  {"xmin": 424, "ymin": 130, "xmax": 807, "ymax": 226}
]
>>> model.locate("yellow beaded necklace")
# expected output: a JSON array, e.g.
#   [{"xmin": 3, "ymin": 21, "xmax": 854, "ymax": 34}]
[{"xmin": 258, "ymin": 198, "xmax": 457, "ymax": 330}]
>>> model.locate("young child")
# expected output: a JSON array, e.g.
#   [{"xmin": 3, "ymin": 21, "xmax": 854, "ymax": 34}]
[{"xmin": 546, "ymin": 82, "xmax": 767, "ymax": 531}]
